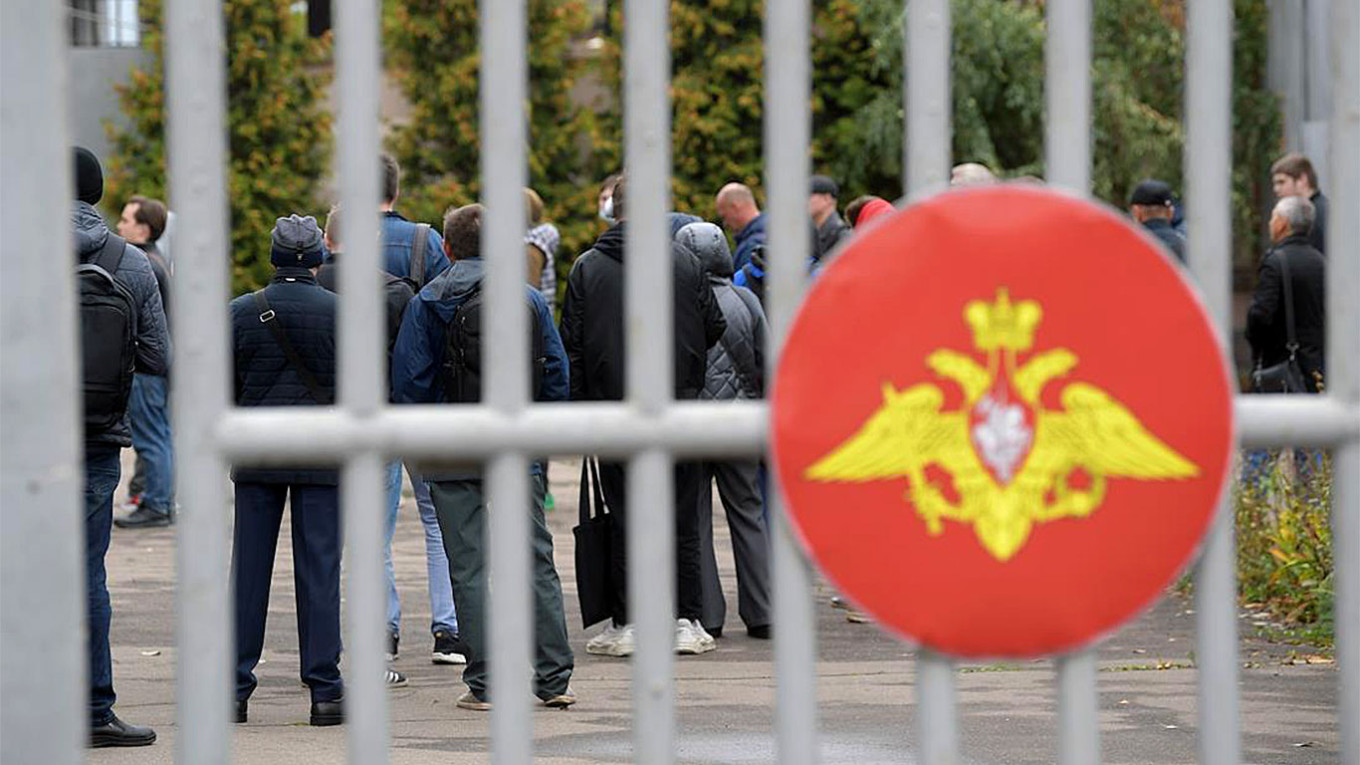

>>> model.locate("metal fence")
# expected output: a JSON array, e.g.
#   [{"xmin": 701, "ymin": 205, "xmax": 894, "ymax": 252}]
[{"xmin": 1, "ymin": 0, "xmax": 1357, "ymax": 763}]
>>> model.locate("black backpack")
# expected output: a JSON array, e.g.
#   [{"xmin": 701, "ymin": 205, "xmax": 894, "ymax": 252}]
[
  {"xmin": 383, "ymin": 222, "xmax": 429, "ymax": 351},
  {"xmin": 78, "ymin": 234, "xmax": 139, "ymax": 434},
  {"xmin": 441, "ymin": 288, "xmax": 546, "ymax": 403}
]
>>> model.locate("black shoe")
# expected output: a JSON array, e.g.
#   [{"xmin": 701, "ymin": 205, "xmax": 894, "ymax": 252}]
[
  {"xmin": 386, "ymin": 633, "xmax": 399, "ymax": 661},
  {"xmin": 310, "ymin": 698, "xmax": 344, "ymax": 727},
  {"xmin": 90, "ymin": 714, "xmax": 157, "ymax": 748},
  {"xmin": 747, "ymin": 624, "xmax": 771, "ymax": 640},
  {"xmin": 114, "ymin": 506, "xmax": 174, "ymax": 529},
  {"xmin": 235, "ymin": 699, "xmax": 248, "ymax": 724},
  {"xmin": 432, "ymin": 630, "xmax": 468, "ymax": 665}
]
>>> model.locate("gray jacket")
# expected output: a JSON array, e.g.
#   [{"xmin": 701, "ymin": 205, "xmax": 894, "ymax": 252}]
[
  {"xmin": 702, "ymin": 278, "xmax": 766, "ymax": 400},
  {"xmin": 74, "ymin": 201, "xmax": 171, "ymax": 448}
]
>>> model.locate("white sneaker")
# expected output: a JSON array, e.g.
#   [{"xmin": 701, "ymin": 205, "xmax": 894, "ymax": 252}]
[
  {"xmin": 586, "ymin": 623, "xmax": 635, "ymax": 657},
  {"xmin": 675, "ymin": 619, "xmax": 716, "ymax": 655}
]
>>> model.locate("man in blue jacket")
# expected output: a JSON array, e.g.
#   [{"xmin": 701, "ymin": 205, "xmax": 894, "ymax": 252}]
[
  {"xmin": 228, "ymin": 215, "xmax": 345, "ymax": 727},
  {"xmin": 391, "ymin": 204, "xmax": 575, "ymax": 711},
  {"xmin": 73, "ymin": 147, "xmax": 168, "ymax": 748},
  {"xmin": 715, "ymin": 182, "xmax": 766, "ymax": 272}
]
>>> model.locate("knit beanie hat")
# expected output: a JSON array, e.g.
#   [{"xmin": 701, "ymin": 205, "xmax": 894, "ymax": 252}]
[
  {"xmin": 74, "ymin": 147, "xmax": 103, "ymax": 205},
  {"xmin": 270, "ymin": 214, "xmax": 325, "ymax": 268}
]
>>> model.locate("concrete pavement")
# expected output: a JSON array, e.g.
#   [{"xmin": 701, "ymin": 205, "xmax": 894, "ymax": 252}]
[{"xmin": 89, "ymin": 459, "xmax": 1339, "ymax": 764}]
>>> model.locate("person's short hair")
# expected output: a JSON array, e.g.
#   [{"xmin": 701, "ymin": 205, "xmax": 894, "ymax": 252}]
[
  {"xmin": 442, "ymin": 203, "xmax": 483, "ymax": 260},
  {"xmin": 1273, "ymin": 195, "xmax": 1315, "ymax": 236},
  {"xmin": 324, "ymin": 204, "xmax": 341, "ymax": 245},
  {"xmin": 524, "ymin": 188, "xmax": 545, "ymax": 225},
  {"xmin": 381, "ymin": 153, "xmax": 400, "ymax": 203},
  {"xmin": 611, "ymin": 174, "xmax": 628, "ymax": 221},
  {"xmin": 1271, "ymin": 153, "xmax": 1318, "ymax": 189},
  {"xmin": 128, "ymin": 195, "xmax": 168, "ymax": 242}
]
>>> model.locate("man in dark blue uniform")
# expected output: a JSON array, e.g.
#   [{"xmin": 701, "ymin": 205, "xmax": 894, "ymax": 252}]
[{"xmin": 229, "ymin": 215, "xmax": 344, "ymax": 726}]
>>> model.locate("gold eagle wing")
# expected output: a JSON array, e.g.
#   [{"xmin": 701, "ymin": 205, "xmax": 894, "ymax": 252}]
[
  {"xmin": 806, "ymin": 383, "xmax": 970, "ymax": 482},
  {"xmin": 1035, "ymin": 382, "xmax": 1199, "ymax": 479}
]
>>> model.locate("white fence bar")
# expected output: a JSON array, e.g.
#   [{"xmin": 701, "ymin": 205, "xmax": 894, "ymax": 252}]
[
  {"xmin": 905, "ymin": 0, "xmax": 952, "ymax": 198},
  {"xmin": 764, "ymin": 0, "xmax": 820, "ymax": 762},
  {"xmin": 906, "ymin": 0, "xmax": 957, "ymax": 761},
  {"xmin": 334, "ymin": 0, "xmax": 387, "ymax": 755},
  {"xmin": 1185, "ymin": 1, "xmax": 1241, "ymax": 763},
  {"xmin": 480, "ymin": 0, "xmax": 534, "ymax": 757},
  {"xmin": 1329, "ymin": 1, "xmax": 1360, "ymax": 762},
  {"xmin": 623, "ymin": 0, "xmax": 675, "ymax": 760},
  {"xmin": 0, "ymin": 2, "xmax": 83, "ymax": 762},
  {"xmin": 163, "ymin": 0, "xmax": 235, "ymax": 756},
  {"xmin": 1044, "ymin": 1, "xmax": 1099, "ymax": 761}
]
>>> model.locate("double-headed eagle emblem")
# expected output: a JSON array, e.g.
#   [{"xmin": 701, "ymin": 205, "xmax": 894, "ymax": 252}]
[{"xmin": 806, "ymin": 289, "xmax": 1199, "ymax": 561}]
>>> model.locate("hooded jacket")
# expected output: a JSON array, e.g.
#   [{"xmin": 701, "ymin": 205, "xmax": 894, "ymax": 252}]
[
  {"xmin": 561, "ymin": 222, "xmax": 726, "ymax": 402},
  {"xmin": 680, "ymin": 225, "xmax": 766, "ymax": 401},
  {"xmin": 74, "ymin": 201, "xmax": 171, "ymax": 448}
]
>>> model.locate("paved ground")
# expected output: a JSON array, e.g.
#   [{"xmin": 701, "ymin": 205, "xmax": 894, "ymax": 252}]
[{"xmin": 91, "ymin": 458, "xmax": 1338, "ymax": 764}]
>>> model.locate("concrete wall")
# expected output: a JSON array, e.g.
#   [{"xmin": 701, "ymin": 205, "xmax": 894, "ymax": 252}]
[{"xmin": 67, "ymin": 46, "xmax": 148, "ymax": 163}]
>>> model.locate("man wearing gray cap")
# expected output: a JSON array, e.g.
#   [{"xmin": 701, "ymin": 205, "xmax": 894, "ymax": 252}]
[
  {"xmin": 809, "ymin": 174, "xmax": 850, "ymax": 264},
  {"xmin": 1128, "ymin": 179, "xmax": 1186, "ymax": 263},
  {"xmin": 228, "ymin": 215, "xmax": 346, "ymax": 726}
]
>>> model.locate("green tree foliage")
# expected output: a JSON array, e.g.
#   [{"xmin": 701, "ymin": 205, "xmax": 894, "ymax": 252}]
[
  {"xmin": 384, "ymin": 0, "xmax": 610, "ymax": 265},
  {"xmin": 106, "ymin": 0, "xmax": 332, "ymax": 293}
]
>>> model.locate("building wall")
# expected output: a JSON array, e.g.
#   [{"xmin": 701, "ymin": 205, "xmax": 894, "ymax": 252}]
[{"xmin": 68, "ymin": 46, "xmax": 148, "ymax": 163}]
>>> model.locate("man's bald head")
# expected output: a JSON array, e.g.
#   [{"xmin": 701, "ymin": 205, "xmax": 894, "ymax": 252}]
[{"xmin": 715, "ymin": 182, "xmax": 761, "ymax": 233}]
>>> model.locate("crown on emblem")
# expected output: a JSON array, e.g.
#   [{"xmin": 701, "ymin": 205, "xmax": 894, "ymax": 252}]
[{"xmin": 965, "ymin": 288, "xmax": 1043, "ymax": 352}]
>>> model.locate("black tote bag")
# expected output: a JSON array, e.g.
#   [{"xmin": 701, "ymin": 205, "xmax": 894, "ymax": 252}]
[{"xmin": 572, "ymin": 458, "xmax": 614, "ymax": 628}]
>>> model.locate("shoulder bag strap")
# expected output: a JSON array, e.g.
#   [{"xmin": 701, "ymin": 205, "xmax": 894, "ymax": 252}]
[
  {"xmin": 92, "ymin": 233, "xmax": 127, "ymax": 275},
  {"xmin": 253, "ymin": 290, "xmax": 331, "ymax": 405},
  {"xmin": 410, "ymin": 223, "xmax": 429, "ymax": 285},
  {"xmin": 1277, "ymin": 250, "xmax": 1298, "ymax": 357}
]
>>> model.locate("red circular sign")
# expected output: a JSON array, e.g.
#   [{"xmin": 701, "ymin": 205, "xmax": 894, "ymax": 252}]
[{"xmin": 772, "ymin": 186, "xmax": 1234, "ymax": 658}]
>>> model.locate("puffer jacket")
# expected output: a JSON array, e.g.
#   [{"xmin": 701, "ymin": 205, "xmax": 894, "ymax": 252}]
[
  {"xmin": 702, "ymin": 279, "xmax": 766, "ymax": 400},
  {"xmin": 74, "ymin": 201, "xmax": 171, "ymax": 448},
  {"xmin": 229, "ymin": 268, "xmax": 338, "ymax": 484},
  {"xmin": 561, "ymin": 222, "xmax": 726, "ymax": 402}
]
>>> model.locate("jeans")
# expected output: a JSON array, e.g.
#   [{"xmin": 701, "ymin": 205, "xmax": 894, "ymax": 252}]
[
  {"xmin": 85, "ymin": 446, "xmax": 122, "ymax": 725},
  {"xmin": 127, "ymin": 374, "xmax": 174, "ymax": 513},
  {"xmin": 428, "ymin": 474, "xmax": 573, "ymax": 700},
  {"xmin": 232, "ymin": 482, "xmax": 344, "ymax": 703},
  {"xmin": 384, "ymin": 461, "xmax": 457, "ymax": 637}
]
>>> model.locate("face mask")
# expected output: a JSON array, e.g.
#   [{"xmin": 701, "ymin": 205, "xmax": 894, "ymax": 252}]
[{"xmin": 599, "ymin": 195, "xmax": 616, "ymax": 224}]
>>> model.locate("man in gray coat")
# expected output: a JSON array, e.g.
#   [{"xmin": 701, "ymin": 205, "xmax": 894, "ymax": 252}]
[{"xmin": 676, "ymin": 222, "xmax": 772, "ymax": 640}]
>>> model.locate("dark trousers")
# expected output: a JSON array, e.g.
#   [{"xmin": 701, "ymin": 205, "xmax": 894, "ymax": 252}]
[
  {"xmin": 232, "ymin": 482, "xmax": 343, "ymax": 703},
  {"xmin": 85, "ymin": 446, "xmax": 122, "ymax": 725},
  {"xmin": 698, "ymin": 459, "xmax": 772, "ymax": 633},
  {"xmin": 597, "ymin": 460, "xmax": 704, "ymax": 624},
  {"xmin": 427, "ymin": 474, "xmax": 573, "ymax": 700}
]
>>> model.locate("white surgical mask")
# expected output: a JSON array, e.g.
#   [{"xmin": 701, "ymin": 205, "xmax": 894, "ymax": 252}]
[{"xmin": 599, "ymin": 195, "xmax": 616, "ymax": 224}]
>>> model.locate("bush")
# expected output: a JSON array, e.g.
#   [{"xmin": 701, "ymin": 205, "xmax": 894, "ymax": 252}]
[
  {"xmin": 106, "ymin": 0, "xmax": 332, "ymax": 294},
  {"xmin": 1236, "ymin": 451, "xmax": 1334, "ymax": 645}
]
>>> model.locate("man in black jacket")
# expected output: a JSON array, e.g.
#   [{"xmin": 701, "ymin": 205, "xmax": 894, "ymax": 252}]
[
  {"xmin": 1247, "ymin": 196, "xmax": 1327, "ymax": 392},
  {"xmin": 561, "ymin": 175, "xmax": 727, "ymax": 657},
  {"xmin": 74, "ymin": 147, "xmax": 167, "ymax": 748},
  {"xmin": 1271, "ymin": 153, "xmax": 1329, "ymax": 255},
  {"xmin": 229, "ymin": 215, "xmax": 345, "ymax": 726},
  {"xmin": 1128, "ymin": 180, "xmax": 1187, "ymax": 264}
]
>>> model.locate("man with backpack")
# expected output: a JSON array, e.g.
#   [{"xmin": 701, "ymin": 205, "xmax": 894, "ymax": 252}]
[
  {"xmin": 675, "ymin": 222, "xmax": 772, "ymax": 642},
  {"xmin": 318, "ymin": 204, "xmax": 467, "ymax": 669},
  {"xmin": 390, "ymin": 203, "xmax": 576, "ymax": 711},
  {"xmin": 228, "ymin": 215, "xmax": 346, "ymax": 726},
  {"xmin": 114, "ymin": 194, "xmax": 176, "ymax": 529},
  {"xmin": 73, "ymin": 147, "xmax": 167, "ymax": 747}
]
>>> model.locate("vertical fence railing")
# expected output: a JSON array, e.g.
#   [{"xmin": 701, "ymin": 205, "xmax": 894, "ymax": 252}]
[
  {"xmin": 0, "ymin": 2, "xmax": 84, "ymax": 764},
  {"xmin": 164, "ymin": 0, "xmax": 234, "ymax": 757},
  {"xmin": 764, "ymin": 0, "xmax": 821, "ymax": 763},
  {"xmin": 480, "ymin": 0, "xmax": 533, "ymax": 759},
  {"xmin": 1185, "ymin": 1, "xmax": 1242, "ymax": 764},
  {"xmin": 623, "ymin": 0, "xmax": 677, "ymax": 762},
  {"xmin": 1328, "ymin": 3, "xmax": 1360, "ymax": 765},
  {"xmin": 1044, "ymin": 0, "xmax": 1099, "ymax": 761}
]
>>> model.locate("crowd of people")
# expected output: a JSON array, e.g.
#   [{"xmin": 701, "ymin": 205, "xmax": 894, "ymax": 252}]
[{"xmin": 70, "ymin": 143, "xmax": 1330, "ymax": 747}]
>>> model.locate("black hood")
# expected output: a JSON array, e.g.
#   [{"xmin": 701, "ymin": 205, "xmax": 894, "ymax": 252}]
[{"xmin": 592, "ymin": 222, "xmax": 627, "ymax": 262}]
